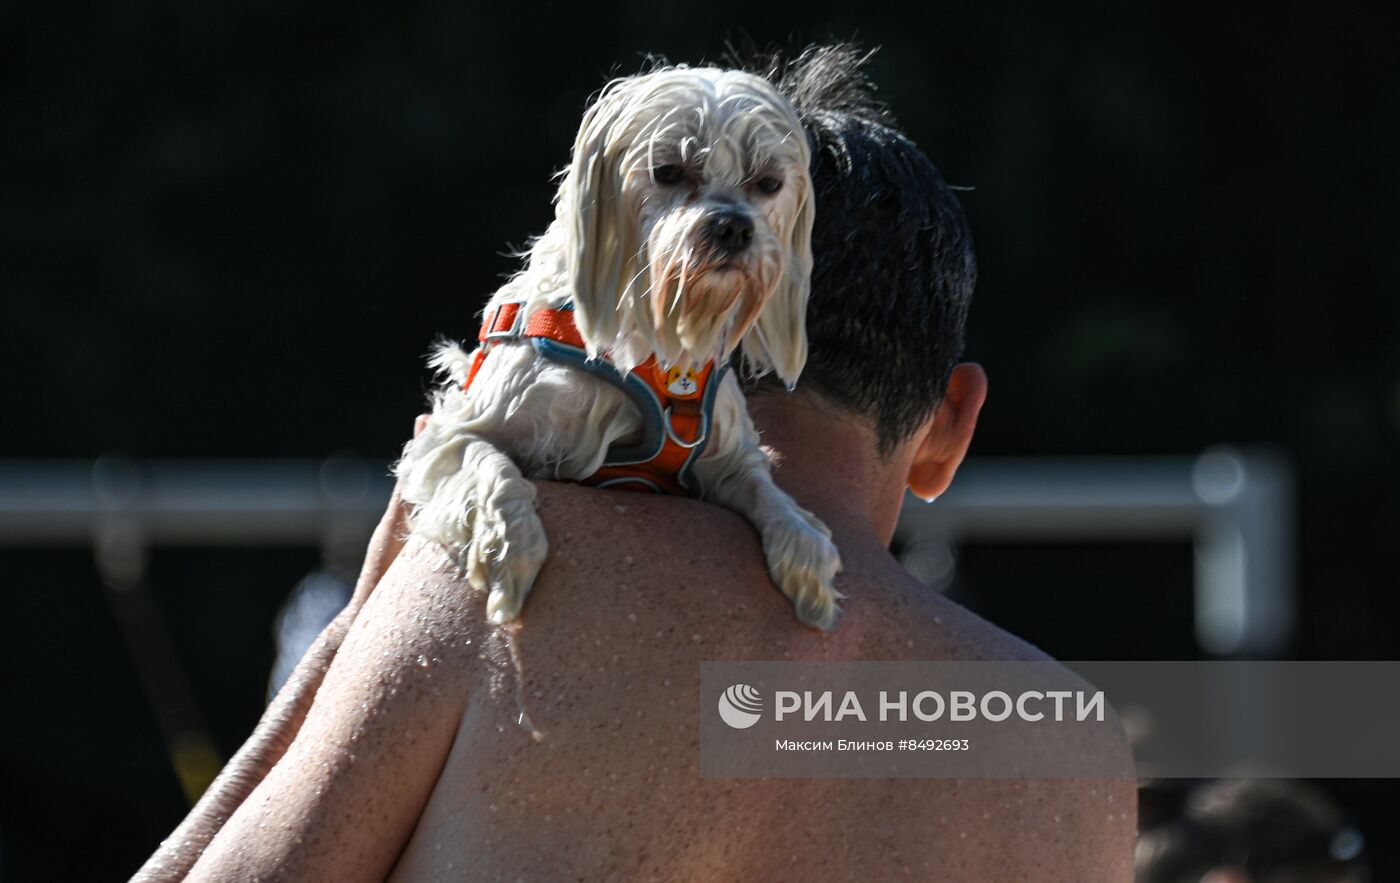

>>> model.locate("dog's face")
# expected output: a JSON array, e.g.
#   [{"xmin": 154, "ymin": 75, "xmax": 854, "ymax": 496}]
[{"xmin": 558, "ymin": 67, "xmax": 814, "ymax": 383}]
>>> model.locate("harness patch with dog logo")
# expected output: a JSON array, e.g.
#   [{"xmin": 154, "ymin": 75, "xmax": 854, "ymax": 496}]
[{"xmin": 659, "ymin": 365, "xmax": 701, "ymax": 399}]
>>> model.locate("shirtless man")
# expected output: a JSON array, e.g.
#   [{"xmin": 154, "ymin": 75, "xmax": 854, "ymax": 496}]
[{"xmin": 140, "ymin": 49, "xmax": 1137, "ymax": 881}]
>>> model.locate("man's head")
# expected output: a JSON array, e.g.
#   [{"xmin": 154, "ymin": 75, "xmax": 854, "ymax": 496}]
[{"xmin": 742, "ymin": 45, "xmax": 986, "ymax": 501}]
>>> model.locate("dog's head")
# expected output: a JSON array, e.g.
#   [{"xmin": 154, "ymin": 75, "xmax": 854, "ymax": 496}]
[{"xmin": 555, "ymin": 66, "xmax": 813, "ymax": 384}]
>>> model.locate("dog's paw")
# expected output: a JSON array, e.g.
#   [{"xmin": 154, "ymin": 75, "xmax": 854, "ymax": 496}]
[
  {"xmin": 760, "ymin": 509, "xmax": 845, "ymax": 630},
  {"xmin": 463, "ymin": 492, "xmax": 550, "ymax": 625},
  {"xmin": 404, "ymin": 436, "xmax": 551, "ymax": 626}
]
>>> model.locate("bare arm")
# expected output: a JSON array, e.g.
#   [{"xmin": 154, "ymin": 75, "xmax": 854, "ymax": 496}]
[
  {"xmin": 182, "ymin": 538, "xmax": 481, "ymax": 882},
  {"xmin": 132, "ymin": 419, "xmax": 425, "ymax": 883}
]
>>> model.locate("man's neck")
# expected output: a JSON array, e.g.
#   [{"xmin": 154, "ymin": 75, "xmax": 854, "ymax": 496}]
[{"xmin": 747, "ymin": 392, "xmax": 911, "ymax": 549}]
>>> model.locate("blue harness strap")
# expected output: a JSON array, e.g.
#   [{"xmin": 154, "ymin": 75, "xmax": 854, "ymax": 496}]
[
  {"xmin": 529, "ymin": 336, "xmax": 729, "ymax": 492},
  {"xmin": 468, "ymin": 299, "xmax": 728, "ymax": 494}
]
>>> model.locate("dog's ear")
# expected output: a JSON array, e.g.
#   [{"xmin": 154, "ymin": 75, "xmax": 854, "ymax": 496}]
[
  {"xmin": 742, "ymin": 169, "xmax": 814, "ymax": 387},
  {"xmin": 561, "ymin": 80, "xmax": 639, "ymax": 356}
]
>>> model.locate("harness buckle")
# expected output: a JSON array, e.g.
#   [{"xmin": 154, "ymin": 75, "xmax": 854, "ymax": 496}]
[{"xmin": 483, "ymin": 302, "xmax": 525, "ymax": 341}]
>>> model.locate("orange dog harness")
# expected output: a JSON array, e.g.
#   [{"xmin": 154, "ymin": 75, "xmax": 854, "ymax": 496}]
[{"xmin": 463, "ymin": 301, "xmax": 726, "ymax": 495}]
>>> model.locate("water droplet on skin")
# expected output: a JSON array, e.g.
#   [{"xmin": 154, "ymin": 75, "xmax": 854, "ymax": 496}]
[{"xmin": 417, "ymin": 655, "xmax": 431, "ymax": 669}]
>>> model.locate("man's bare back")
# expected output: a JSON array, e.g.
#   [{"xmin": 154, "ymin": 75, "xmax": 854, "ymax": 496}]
[
  {"xmin": 390, "ymin": 483, "xmax": 1135, "ymax": 881},
  {"xmin": 184, "ymin": 471, "xmax": 1133, "ymax": 882}
]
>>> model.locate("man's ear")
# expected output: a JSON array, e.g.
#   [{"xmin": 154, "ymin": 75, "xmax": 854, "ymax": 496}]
[{"xmin": 907, "ymin": 363, "xmax": 989, "ymax": 501}]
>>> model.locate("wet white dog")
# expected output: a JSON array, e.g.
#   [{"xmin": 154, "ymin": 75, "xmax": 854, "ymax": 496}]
[{"xmin": 395, "ymin": 65, "xmax": 844, "ymax": 630}]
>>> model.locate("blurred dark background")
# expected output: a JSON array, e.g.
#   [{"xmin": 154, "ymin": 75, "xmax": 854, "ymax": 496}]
[{"xmin": 2, "ymin": 2, "xmax": 1397, "ymax": 881}]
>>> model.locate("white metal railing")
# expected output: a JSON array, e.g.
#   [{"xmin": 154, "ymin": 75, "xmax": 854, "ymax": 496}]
[{"xmin": 0, "ymin": 448, "xmax": 1293, "ymax": 655}]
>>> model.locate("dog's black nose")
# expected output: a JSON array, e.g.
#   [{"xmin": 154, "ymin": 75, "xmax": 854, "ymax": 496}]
[{"xmin": 706, "ymin": 210, "xmax": 754, "ymax": 255}]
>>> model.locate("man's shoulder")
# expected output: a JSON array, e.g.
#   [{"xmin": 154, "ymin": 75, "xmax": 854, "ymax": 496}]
[
  {"xmin": 526, "ymin": 479, "xmax": 1053, "ymax": 664},
  {"xmin": 531, "ymin": 479, "xmax": 765, "ymax": 566}
]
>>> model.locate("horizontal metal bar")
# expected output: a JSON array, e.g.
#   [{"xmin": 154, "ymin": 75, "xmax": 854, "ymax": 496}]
[
  {"xmin": 904, "ymin": 457, "xmax": 1210, "ymax": 540},
  {"xmin": 0, "ymin": 450, "xmax": 1295, "ymax": 656},
  {"xmin": 0, "ymin": 459, "xmax": 392, "ymax": 545},
  {"xmin": 0, "ymin": 453, "xmax": 1279, "ymax": 545}
]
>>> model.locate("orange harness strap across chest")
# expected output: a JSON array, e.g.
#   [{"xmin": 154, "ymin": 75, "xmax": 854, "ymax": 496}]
[{"xmin": 463, "ymin": 301, "xmax": 726, "ymax": 495}]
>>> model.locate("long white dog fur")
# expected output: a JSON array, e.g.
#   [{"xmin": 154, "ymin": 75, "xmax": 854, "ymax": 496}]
[{"xmin": 395, "ymin": 65, "xmax": 844, "ymax": 629}]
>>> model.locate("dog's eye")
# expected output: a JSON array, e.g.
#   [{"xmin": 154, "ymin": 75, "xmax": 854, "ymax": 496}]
[
  {"xmin": 652, "ymin": 164, "xmax": 686, "ymax": 185},
  {"xmin": 753, "ymin": 175, "xmax": 783, "ymax": 195}
]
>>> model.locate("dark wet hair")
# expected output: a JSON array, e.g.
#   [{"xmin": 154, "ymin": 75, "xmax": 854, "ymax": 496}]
[{"xmin": 739, "ymin": 45, "xmax": 978, "ymax": 455}]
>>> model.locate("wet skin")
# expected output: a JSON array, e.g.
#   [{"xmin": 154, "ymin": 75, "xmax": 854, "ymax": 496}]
[{"xmin": 181, "ymin": 385, "xmax": 1137, "ymax": 881}]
